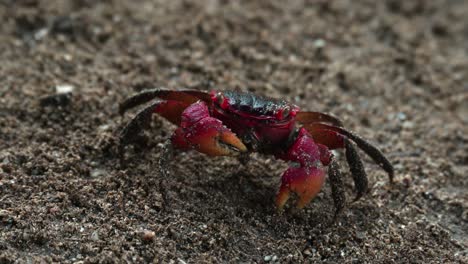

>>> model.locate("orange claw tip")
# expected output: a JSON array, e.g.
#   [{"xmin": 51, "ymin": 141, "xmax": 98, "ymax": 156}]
[
  {"xmin": 193, "ymin": 130, "xmax": 246, "ymax": 157},
  {"xmin": 293, "ymin": 168, "xmax": 325, "ymax": 209},
  {"xmin": 186, "ymin": 117, "xmax": 247, "ymax": 157},
  {"xmin": 276, "ymin": 166, "xmax": 326, "ymax": 210},
  {"xmin": 219, "ymin": 130, "xmax": 248, "ymax": 153},
  {"xmin": 275, "ymin": 185, "xmax": 291, "ymax": 211}
]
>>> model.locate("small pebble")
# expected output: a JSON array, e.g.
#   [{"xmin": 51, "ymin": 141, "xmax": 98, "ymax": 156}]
[
  {"xmin": 141, "ymin": 230, "xmax": 156, "ymax": 242},
  {"xmin": 397, "ymin": 112, "xmax": 407, "ymax": 121},
  {"xmin": 48, "ymin": 206, "xmax": 60, "ymax": 214},
  {"xmin": 91, "ymin": 169, "xmax": 106, "ymax": 178},
  {"xmin": 55, "ymin": 84, "xmax": 74, "ymax": 94},
  {"xmin": 356, "ymin": 231, "xmax": 366, "ymax": 240},
  {"xmin": 34, "ymin": 28, "xmax": 49, "ymax": 40},
  {"xmin": 39, "ymin": 93, "xmax": 72, "ymax": 107},
  {"xmin": 98, "ymin": 124, "xmax": 110, "ymax": 131},
  {"xmin": 314, "ymin": 38, "xmax": 326, "ymax": 48},
  {"xmin": 402, "ymin": 121, "xmax": 414, "ymax": 129},
  {"xmin": 91, "ymin": 231, "xmax": 99, "ymax": 241},
  {"xmin": 63, "ymin": 54, "xmax": 73, "ymax": 61},
  {"xmin": 461, "ymin": 210, "xmax": 468, "ymax": 221}
]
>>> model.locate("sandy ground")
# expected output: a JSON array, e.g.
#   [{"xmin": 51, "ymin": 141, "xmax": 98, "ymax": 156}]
[{"xmin": 0, "ymin": 0, "xmax": 467, "ymax": 263}]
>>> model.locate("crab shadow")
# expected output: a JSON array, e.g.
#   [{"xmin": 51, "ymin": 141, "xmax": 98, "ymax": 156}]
[
  {"xmin": 165, "ymin": 154, "xmax": 336, "ymax": 229},
  {"xmin": 102, "ymin": 136, "xmax": 338, "ymax": 230}
]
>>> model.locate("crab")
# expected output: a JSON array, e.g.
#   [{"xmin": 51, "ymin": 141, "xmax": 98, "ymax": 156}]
[{"xmin": 119, "ymin": 89, "xmax": 394, "ymax": 214}]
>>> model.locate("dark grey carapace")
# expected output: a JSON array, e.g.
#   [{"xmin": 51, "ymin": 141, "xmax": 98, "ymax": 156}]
[{"xmin": 212, "ymin": 90, "xmax": 297, "ymax": 121}]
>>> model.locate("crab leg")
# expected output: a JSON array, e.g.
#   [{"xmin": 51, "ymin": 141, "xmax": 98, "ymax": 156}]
[
  {"xmin": 303, "ymin": 125, "xmax": 369, "ymax": 199},
  {"xmin": 171, "ymin": 101, "xmax": 247, "ymax": 156},
  {"xmin": 304, "ymin": 123, "xmax": 394, "ymax": 182},
  {"xmin": 120, "ymin": 100, "xmax": 189, "ymax": 145},
  {"xmin": 344, "ymin": 139, "xmax": 368, "ymax": 200},
  {"xmin": 303, "ymin": 123, "xmax": 393, "ymax": 201},
  {"xmin": 275, "ymin": 128, "xmax": 329, "ymax": 210},
  {"xmin": 156, "ymin": 140, "xmax": 175, "ymax": 211},
  {"xmin": 328, "ymin": 160, "xmax": 346, "ymax": 215},
  {"xmin": 302, "ymin": 126, "xmax": 368, "ymax": 199},
  {"xmin": 119, "ymin": 88, "xmax": 211, "ymax": 115},
  {"xmin": 296, "ymin": 111, "xmax": 344, "ymax": 127}
]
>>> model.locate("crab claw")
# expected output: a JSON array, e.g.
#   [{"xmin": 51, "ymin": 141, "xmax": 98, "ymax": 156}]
[
  {"xmin": 276, "ymin": 166, "xmax": 326, "ymax": 210},
  {"xmin": 171, "ymin": 101, "xmax": 247, "ymax": 156},
  {"xmin": 187, "ymin": 117, "xmax": 247, "ymax": 156},
  {"xmin": 275, "ymin": 128, "xmax": 327, "ymax": 210}
]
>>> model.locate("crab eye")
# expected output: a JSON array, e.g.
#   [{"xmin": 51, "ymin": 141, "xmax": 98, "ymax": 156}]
[
  {"xmin": 216, "ymin": 93, "xmax": 224, "ymax": 105},
  {"xmin": 282, "ymin": 108, "xmax": 290, "ymax": 119},
  {"xmin": 276, "ymin": 108, "xmax": 290, "ymax": 120},
  {"xmin": 215, "ymin": 93, "xmax": 229, "ymax": 109}
]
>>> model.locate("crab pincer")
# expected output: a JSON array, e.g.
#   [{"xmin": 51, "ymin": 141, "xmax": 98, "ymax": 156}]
[
  {"xmin": 171, "ymin": 102, "xmax": 247, "ymax": 156},
  {"xmin": 275, "ymin": 128, "xmax": 328, "ymax": 210}
]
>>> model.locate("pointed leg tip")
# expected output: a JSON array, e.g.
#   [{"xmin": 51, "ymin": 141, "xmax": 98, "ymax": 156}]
[
  {"xmin": 388, "ymin": 171, "xmax": 395, "ymax": 184},
  {"xmin": 352, "ymin": 193, "xmax": 364, "ymax": 203},
  {"xmin": 276, "ymin": 206, "xmax": 285, "ymax": 214},
  {"xmin": 353, "ymin": 186, "xmax": 369, "ymax": 202},
  {"xmin": 118, "ymin": 107, "xmax": 126, "ymax": 116},
  {"xmin": 332, "ymin": 207, "xmax": 344, "ymax": 223},
  {"xmin": 333, "ymin": 211, "xmax": 340, "ymax": 221},
  {"xmin": 275, "ymin": 188, "xmax": 290, "ymax": 212},
  {"xmin": 295, "ymin": 201, "xmax": 307, "ymax": 210}
]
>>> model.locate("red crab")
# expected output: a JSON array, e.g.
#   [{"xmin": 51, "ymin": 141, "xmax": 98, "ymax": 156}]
[{"xmin": 119, "ymin": 89, "xmax": 393, "ymax": 213}]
